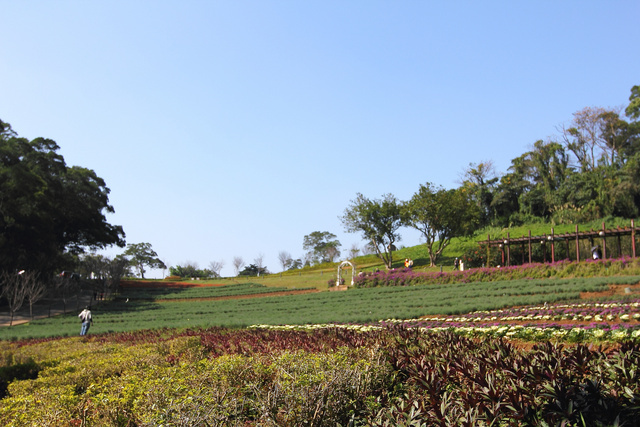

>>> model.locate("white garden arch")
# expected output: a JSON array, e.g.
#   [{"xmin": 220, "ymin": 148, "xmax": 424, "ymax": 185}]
[{"xmin": 336, "ymin": 261, "xmax": 356, "ymax": 286}]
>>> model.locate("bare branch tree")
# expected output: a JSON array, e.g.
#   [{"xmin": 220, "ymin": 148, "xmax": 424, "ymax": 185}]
[
  {"xmin": 0, "ymin": 270, "xmax": 28, "ymax": 326},
  {"xmin": 254, "ymin": 253, "xmax": 265, "ymax": 276},
  {"xmin": 208, "ymin": 260, "xmax": 225, "ymax": 278},
  {"xmin": 232, "ymin": 257, "xmax": 244, "ymax": 276},
  {"xmin": 22, "ymin": 271, "xmax": 46, "ymax": 320},
  {"xmin": 278, "ymin": 251, "xmax": 292, "ymax": 272},
  {"xmin": 52, "ymin": 273, "xmax": 80, "ymax": 314}
]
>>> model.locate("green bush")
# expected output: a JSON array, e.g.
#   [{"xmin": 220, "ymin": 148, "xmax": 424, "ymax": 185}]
[{"xmin": 0, "ymin": 330, "xmax": 392, "ymax": 426}]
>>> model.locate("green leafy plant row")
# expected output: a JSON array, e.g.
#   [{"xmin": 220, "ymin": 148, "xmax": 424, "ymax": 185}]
[
  {"xmin": 379, "ymin": 328, "xmax": 640, "ymax": 426},
  {"xmin": 117, "ymin": 282, "xmax": 308, "ymax": 300}
]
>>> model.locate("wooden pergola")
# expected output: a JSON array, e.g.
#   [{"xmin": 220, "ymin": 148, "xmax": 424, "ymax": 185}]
[{"xmin": 478, "ymin": 220, "xmax": 638, "ymax": 267}]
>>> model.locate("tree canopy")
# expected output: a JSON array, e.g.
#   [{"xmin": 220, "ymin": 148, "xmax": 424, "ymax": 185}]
[
  {"xmin": 302, "ymin": 231, "xmax": 341, "ymax": 265},
  {"xmin": 403, "ymin": 183, "xmax": 481, "ymax": 266},
  {"xmin": 0, "ymin": 120, "xmax": 125, "ymax": 274},
  {"xmin": 123, "ymin": 242, "xmax": 165, "ymax": 279}
]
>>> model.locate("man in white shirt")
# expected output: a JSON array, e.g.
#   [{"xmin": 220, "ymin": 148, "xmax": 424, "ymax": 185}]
[{"xmin": 78, "ymin": 307, "xmax": 94, "ymax": 336}]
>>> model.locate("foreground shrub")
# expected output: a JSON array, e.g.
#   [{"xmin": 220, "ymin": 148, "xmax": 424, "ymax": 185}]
[
  {"xmin": 0, "ymin": 328, "xmax": 392, "ymax": 426},
  {"xmin": 376, "ymin": 327, "xmax": 640, "ymax": 426},
  {"xmin": 1, "ymin": 325, "xmax": 639, "ymax": 425}
]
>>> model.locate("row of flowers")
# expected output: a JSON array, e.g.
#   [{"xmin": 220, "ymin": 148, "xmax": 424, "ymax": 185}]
[
  {"xmin": 419, "ymin": 299, "xmax": 640, "ymax": 323},
  {"xmin": 250, "ymin": 321, "xmax": 640, "ymax": 342},
  {"xmin": 355, "ymin": 256, "xmax": 640, "ymax": 287},
  {"xmin": 249, "ymin": 300, "xmax": 640, "ymax": 342}
]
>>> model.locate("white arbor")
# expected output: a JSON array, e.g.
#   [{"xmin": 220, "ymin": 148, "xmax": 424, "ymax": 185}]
[{"xmin": 336, "ymin": 261, "xmax": 356, "ymax": 286}]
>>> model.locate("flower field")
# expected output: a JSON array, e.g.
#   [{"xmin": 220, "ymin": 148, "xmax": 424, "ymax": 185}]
[
  {"xmin": 1, "ymin": 272, "xmax": 640, "ymax": 424},
  {"xmin": 257, "ymin": 299, "xmax": 640, "ymax": 343}
]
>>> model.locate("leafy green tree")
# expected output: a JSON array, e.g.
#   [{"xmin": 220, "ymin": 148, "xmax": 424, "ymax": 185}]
[
  {"xmin": 302, "ymin": 231, "xmax": 341, "ymax": 265},
  {"xmin": 288, "ymin": 259, "xmax": 303, "ymax": 270},
  {"xmin": 169, "ymin": 263, "xmax": 213, "ymax": 279},
  {"xmin": 403, "ymin": 183, "xmax": 481, "ymax": 266},
  {"xmin": 516, "ymin": 140, "xmax": 571, "ymax": 220},
  {"xmin": 625, "ymin": 85, "xmax": 640, "ymax": 121},
  {"xmin": 340, "ymin": 193, "xmax": 402, "ymax": 270},
  {"xmin": 0, "ymin": 119, "xmax": 125, "ymax": 274},
  {"xmin": 123, "ymin": 242, "xmax": 165, "ymax": 279},
  {"xmin": 490, "ymin": 154, "xmax": 532, "ymax": 226},
  {"xmin": 238, "ymin": 264, "xmax": 269, "ymax": 276},
  {"xmin": 459, "ymin": 161, "xmax": 498, "ymax": 226}
]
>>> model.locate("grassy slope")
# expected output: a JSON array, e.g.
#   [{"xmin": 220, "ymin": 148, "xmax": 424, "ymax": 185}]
[{"xmin": 166, "ymin": 217, "xmax": 638, "ymax": 291}]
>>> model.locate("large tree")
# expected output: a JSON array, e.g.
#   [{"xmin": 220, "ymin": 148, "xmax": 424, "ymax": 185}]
[
  {"xmin": 302, "ymin": 231, "xmax": 341, "ymax": 265},
  {"xmin": 0, "ymin": 120, "xmax": 125, "ymax": 273},
  {"xmin": 403, "ymin": 183, "xmax": 481, "ymax": 267},
  {"xmin": 340, "ymin": 193, "xmax": 402, "ymax": 270}
]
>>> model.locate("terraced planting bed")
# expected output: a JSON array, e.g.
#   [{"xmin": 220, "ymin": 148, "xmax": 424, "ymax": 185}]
[{"xmin": 1, "ymin": 276, "xmax": 640, "ymax": 425}]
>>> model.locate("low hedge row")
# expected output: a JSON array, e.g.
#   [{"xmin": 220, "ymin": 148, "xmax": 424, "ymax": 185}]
[{"xmin": 355, "ymin": 257, "xmax": 640, "ymax": 288}]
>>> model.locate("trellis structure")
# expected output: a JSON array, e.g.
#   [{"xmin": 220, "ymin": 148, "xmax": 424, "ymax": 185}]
[{"xmin": 478, "ymin": 220, "xmax": 638, "ymax": 267}]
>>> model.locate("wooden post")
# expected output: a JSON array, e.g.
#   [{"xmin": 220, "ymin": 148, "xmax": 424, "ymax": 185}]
[
  {"xmin": 575, "ymin": 224, "xmax": 580, "ymax": 262},
  {"xmin": 633, "ymin": 219, "xmax": 637, "ymax": 258},
  {"xmin": 506, "ymin": 232, "xmax": 510, "ymax": 267},
  {"xmin": 550, "ymin": 228, "xmax": 555, "ymax": 263},
  {"xmin": 528, "ymin": 230, "xmax": 532, "ymax": 264},
  {"xmin": 487, "ymin": 234, "xmax": 491, "ymax": 267},
  {"xmin": 618, "ymin": 234, "xmax": 622, "ymax": 258},
  {"xmin": 601, "ymin": 222, "xmax": 607, "ymax": 259}
]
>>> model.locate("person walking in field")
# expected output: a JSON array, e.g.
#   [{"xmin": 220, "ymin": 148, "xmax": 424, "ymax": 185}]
[{"xmin": 79, "ymin": 306, "xmax": 94, "ymax": 336}]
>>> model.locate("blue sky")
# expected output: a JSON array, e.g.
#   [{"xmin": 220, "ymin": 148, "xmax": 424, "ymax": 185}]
[{"xmin": 2, "ymin": 1, "xmax": 639, "ymax": 277}]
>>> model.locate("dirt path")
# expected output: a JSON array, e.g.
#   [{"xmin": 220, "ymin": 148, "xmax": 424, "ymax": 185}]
[{"xmin": 580, "ymin": 282, "xmax": 640, "ymax": 299}]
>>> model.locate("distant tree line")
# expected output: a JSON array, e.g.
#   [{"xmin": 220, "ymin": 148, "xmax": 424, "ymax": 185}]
[
  {"xmin": 341, "ymin": 85, "xmax": 640, "ymax": 269},
  {"xmin": 2, "ymin": 85, "xmax": 638, "ymax": 292}
]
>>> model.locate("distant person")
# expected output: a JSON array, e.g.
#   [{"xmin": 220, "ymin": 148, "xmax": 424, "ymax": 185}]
[
  {"xmin": 404, "ymin": 258, "xmax": 413, "ymax": 268},
  {"xmin": 454, "ymin": 257, "xmax": 460, "ymax": 271},
  {"xmin": 78, "ymin": 306, "xmax": 93, "ymax": 336}
]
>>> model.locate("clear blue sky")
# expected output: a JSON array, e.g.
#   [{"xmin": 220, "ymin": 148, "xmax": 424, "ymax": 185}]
[{"xmin": 2, "ymin": 1, "xmax": 639, "ymax": 277}]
